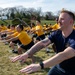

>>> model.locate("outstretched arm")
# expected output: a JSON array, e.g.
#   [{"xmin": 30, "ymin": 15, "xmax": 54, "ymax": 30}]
[
  {"xmin": 43, "ymin": 47, "xmax": 75, "ymax": 68},
  {"xmin": 19, "ymin": 47, "xmax": 75, "ymax": 74},
  {"xmin": 2, "ymin": 36, "xmax": 18, "ymax": 43}
]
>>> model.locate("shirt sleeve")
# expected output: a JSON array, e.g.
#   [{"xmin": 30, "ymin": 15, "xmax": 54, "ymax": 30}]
[
  {"xmin": 48, "ymin": 31, "xmax": 55, "ymax": 43},
  {"xmin": 70, "ymin": 41, "xmax": 75, "ymax": 50}
]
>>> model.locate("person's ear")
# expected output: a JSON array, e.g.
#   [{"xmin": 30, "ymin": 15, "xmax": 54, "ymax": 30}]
[{"xmin": 70, "ymin": 19, "xmax": 74, "ymax": 24}]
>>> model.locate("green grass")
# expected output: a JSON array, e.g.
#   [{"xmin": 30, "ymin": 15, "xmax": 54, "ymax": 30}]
[
  {"xmin": 41, "ymin": 20, "xmax": 56, "ymax": 25},
  {"xmin": 0, "ymin": 42, "xmax": 55, "ymax": 75}
]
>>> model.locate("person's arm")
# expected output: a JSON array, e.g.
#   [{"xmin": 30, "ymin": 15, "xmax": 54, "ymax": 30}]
[
  {"xmin": 2, "ymin": 36, "xmax": 18, "ymax": 42},
  {"xmin": 6, "ymin": 31, "xmax": 14, "ymax": 35},
  {"xmin": 0, "ymin": 30, "xmax": 8, "ymax": 34},
  {"xmin": 43, "ymin": 47, "xmax": 75, "ymax": 68},
  {"xmin": 26, "ymin": 38, "xmax": 51, "ymax": 57},
  {"xmin": 10, "ymin": 38, "xmax": 51, "ymax": 62},
  {"xmin": 19, "ymin": 47, "xmax": 75, "ymax": 74},
  {"xmin": 3, "ymin": 35, "xmax": 13, "ymax": 40}
]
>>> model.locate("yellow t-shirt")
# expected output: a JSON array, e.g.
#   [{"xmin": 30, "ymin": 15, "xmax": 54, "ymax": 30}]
[
  {"xmin": 1, "ymin": 26, "xmax": 7, "ymax": 31},
  {"xmin": 17, "ymin": 31, "xmax": 32, "ymax": 45},
  {"xmin": 35, "ymin": 25, "xmax": 44, "ymax": 36},
  {"xmin": 30, "ymin": 26, "xmax": 36, "ymax": 34},
  {"xmin": 51, "ymin": 23, "xmax": 60, "ymax": 31},
  {"xmin": 12, "ymin": 32, "xmax": 19, "ymax": 37},
  {"xmin": 73, "ymin": 25, "xmax": 75, "ymax": 29},
  {"xmin": 43, "ymin": 25, "xmax": 47, "ymax": 31},
  {"xmin": 24, "ymin": 26, "xmax": 31, "ymax": 31}
]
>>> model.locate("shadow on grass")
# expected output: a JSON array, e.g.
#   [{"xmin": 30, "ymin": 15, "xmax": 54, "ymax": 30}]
[
  {"xmin": 30, "ymin": 68, "xmax": 50, "ymax": 75},
  {"xmin": 21, "ymin": 56, "xmax": 44, "ymax": 65},
  {"xmin": 44, "ymin": 68, "xmax": 50, "ymax": 72}
]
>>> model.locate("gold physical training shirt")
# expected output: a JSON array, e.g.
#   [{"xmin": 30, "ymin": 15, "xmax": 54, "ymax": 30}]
[
  {"xmin": 35, "ymin": 25, "xmax": 44, "ymax": 36},
  {"xmin": 17, "ymin": 31, "xmax": 32, "ymax": 45}
]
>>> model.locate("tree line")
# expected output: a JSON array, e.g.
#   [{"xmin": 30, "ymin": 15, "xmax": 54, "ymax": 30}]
[{"xmin": 0, "ymin": 6, "xmax": 59, "ymax": 21}]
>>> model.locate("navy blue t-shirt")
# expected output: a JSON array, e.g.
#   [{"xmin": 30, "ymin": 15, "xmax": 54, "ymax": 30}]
[{"xmin": 48, "ymin": 29, "xmax": 75, "ymax": 70}]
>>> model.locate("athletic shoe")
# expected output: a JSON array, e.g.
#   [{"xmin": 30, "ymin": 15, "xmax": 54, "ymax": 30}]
[{"xmin": 12, "ymin": 50, "xmax": 18, "ymax": 54}]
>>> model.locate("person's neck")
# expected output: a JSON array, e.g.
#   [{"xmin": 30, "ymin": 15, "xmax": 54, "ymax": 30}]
[{"xmin": 62, "ymin": 28, "xmax": 73, "ymax": 38}]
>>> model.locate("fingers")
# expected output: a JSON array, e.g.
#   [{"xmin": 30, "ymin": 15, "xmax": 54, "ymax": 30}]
[
  {"xmin": 19, "ymin": 66, "xmax": 33, "ymax": 74},
  {"xmin": 10, "ymin": 55, "xmax": 21, "ymax": 62},
  {"xmin": 10, "ymin": 53, "xmax": 28, "ymax": 63},
  {"xmin": 19, "ymin": 64, "xmax": 39, "ymax": 74},
  {"xmin": 20, "ymin": 67, "xmax": 31, "ymax": 73}
]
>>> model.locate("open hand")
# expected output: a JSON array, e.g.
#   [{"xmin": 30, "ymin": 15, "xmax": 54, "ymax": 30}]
[
  {"xmin": 19, "ymin": 64, "xmax": 41, "ymax": 74},
  {"xmin": 10, "ymin": 53, "xmax": 28, "ymax": 63}
]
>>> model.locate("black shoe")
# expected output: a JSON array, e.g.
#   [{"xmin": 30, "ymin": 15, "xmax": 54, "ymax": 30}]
[
  {"xmin": 12, "ymin": 50, "xmax": 18, "ymax": 54},
  {"xmin": 46, "ymin": 49, "xmax": 50, "ymax": 53},
  {"xmin": 46, "ymin": 51, "xmax": 50, "ymax": 53}
]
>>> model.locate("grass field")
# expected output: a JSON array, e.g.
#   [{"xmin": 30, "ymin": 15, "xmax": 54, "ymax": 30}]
[{"xmin": 0, "ymin": 42, "xmax": 55, "ymax": 75}]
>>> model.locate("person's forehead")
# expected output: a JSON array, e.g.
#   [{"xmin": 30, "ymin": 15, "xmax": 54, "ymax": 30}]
[{"xmin": 59, "ymin": 13, "xmax": 70, "ymax": 18}]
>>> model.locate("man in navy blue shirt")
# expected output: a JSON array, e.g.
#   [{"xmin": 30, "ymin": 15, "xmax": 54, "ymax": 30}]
[{"xmin": 10, "ymin": 10, "xmax": 75, "ymax": 75}]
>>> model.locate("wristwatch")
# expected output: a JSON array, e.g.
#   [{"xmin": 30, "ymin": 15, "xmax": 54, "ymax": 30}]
[{"xmin": 39, "ymin": 61, "xmax": 44, "ymax": 69}]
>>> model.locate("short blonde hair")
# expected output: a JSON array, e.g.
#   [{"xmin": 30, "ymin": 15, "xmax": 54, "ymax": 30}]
[{"xmin": 60, "ymin": 10, "xmax": 75, "ymax": 20}]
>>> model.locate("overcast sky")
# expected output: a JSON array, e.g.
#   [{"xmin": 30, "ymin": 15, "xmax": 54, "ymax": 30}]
[{"xmin": 0, "ymin": 0, "xmax": 75, "ymax": 14}]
